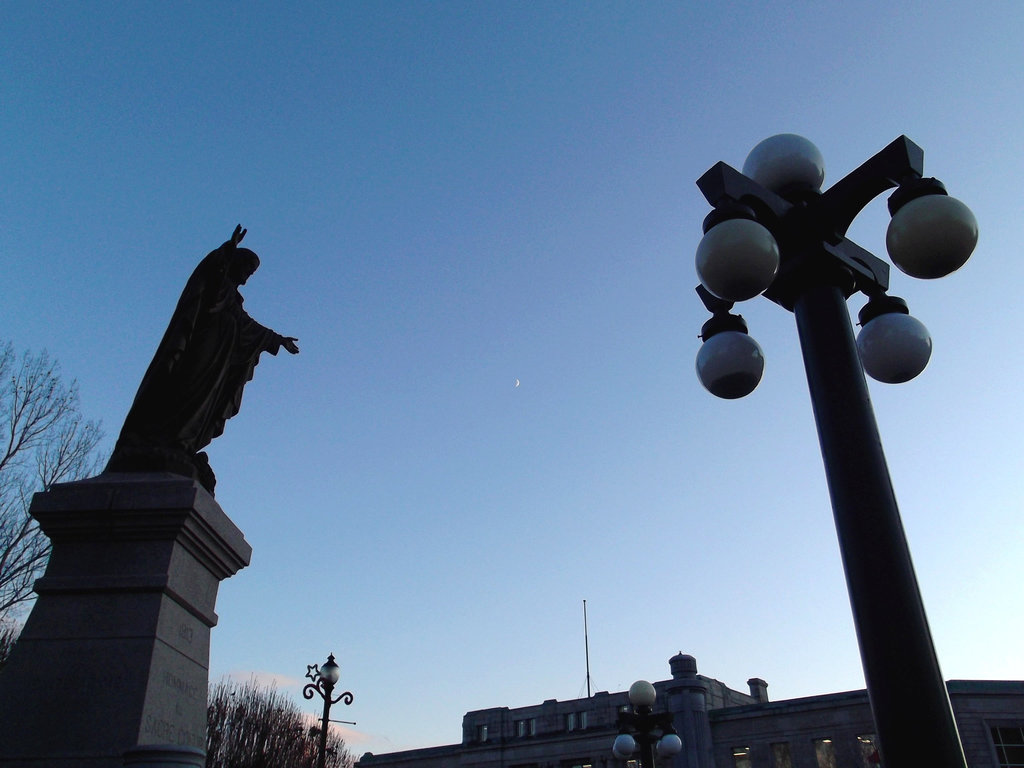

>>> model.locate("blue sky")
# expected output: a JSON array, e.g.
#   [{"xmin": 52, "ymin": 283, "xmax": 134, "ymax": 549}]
[{"xmin": 4, "ymin": 0, "xmax": 1023, "ymax": 756}]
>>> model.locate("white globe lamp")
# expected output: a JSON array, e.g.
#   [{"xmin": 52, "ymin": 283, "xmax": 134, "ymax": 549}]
[
  {"xmin": 696, "ymin": 218, "xmax": 780, "ymax": 302},
  {"xmin": 613, "ymin": 734, "xmax": 637, "ymax": 759},
  {"xmin": 857, "ymin": 297, "xmax": 932, "ymax": 383},
  {"xmin": 858, "ymin": 313, "xmax": 932, "ymax": 383},
  {"xmin": 742, "ymin": 134, "xmax": 825, "ymax": 194},
  {"xmin": 319, "ymin": 654, "xmax": 341, "ymax": 685},
  {"xmin": 886, "ymin": 194, "xmax": 978, "ymax": 279},
  {"xmin": 628, "ymin": 680, "xmax": 657, "ymax": 708},
  {"xmin": 657, "ymin": 734, "xmax": 683, "ymax": 758},
  {"xmin": 696, "ymin": 330, "xmax": 765, "ymax": 399}
]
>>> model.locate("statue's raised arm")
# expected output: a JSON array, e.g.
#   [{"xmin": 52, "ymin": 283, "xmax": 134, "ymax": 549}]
[{"xmin": 105, "ymin": 226, "xmax": 298, "ymax": 494}]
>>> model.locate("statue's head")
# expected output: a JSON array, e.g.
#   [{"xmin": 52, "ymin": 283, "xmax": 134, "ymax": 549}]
[{"xmin": 228, "ymin": 248, "xmax": 261, "ymax": 285}]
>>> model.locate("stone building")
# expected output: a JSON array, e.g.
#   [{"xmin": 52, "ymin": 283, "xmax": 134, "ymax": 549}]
[{"xmin": 356, "ymin": 653, "xmax": 1024, "ymax": 768}]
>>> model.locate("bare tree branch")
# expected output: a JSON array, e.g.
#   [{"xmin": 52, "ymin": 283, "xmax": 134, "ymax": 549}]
[
  {"xmin": 0, "ymin": 342, "xmax": 104, "ymax": 619},
  {"xmin": 0, "ymin": 618, "xmax": 17, "ymax": 670}
]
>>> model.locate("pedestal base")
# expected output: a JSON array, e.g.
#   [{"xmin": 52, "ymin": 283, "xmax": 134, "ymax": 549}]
[{"xmin": 0, "ymin": 473, "xmax": 251, "ymax": 767}]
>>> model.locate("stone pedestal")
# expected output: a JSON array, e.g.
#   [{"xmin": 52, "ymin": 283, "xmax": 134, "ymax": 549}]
[{"xmin": 0, "ymin": 473, "xmax": 251, "ymax": 767}]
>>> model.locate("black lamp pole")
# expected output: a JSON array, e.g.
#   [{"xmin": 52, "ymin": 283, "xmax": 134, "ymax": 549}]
[
  {"xmin": 304, "ymin": 654, "xmax": 354, "ymax": 768},
  {"xmin": 695, "ymin": 137, "xmax": 969, "ymax": 768},
  {"xmin": 794, "ymin": 278, "xmax": 964, "ymax": 768}
]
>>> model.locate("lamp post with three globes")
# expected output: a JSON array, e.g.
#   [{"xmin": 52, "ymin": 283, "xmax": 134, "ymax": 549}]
[
  {"xmin": 693, "ymin": 134, "xmax": 978, "ymax": 768},
  {"xmin": 611, "ymin": 681, "xmax": 682, "ymax": 768}
]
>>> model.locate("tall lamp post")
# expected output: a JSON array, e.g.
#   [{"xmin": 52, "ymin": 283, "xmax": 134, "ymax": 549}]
[
  {"xmin": 611, "ymin": 681, "xmax": 682, "ymax": 768},
  {"xmin": 304, "ymin": 653, "xmax": 354, "ymax": 768},
  {"xmin": 692, "ymin": 134, "xmax": 978, "ymax": 768}
]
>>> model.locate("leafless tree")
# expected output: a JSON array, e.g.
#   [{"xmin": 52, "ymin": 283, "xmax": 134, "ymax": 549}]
[
  {"xmin": 207, "ymin": 678, "xmax": 352, "ymax": 768},
  {"xmin": 0, "ymin": 342, "xmax": 104, "ymax": 620},
  {"xmin": 0, "ymin": 619, "xmax": 17, "ymax": 671}
]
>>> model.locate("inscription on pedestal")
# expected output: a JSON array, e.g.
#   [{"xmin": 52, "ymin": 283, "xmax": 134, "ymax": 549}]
[
  {"xmin": 141, "ymin": 714, "xmax": 205, "ymax": 749},
  {"xmin": 137, "ymin": 646, "xmax": 208, "ymax": 750},
  {"xmin": 156, "ymin": 598, "xmax": 212, "ymax": 668},
  {"xmin": 162, "ymin": 669, "xmax": 203, "ymax": 705}
]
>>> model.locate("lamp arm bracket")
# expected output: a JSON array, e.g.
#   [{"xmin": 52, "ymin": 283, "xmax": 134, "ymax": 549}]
[
  {"xmin": 303, "ymin": 682, "xmax": 323, "ymax": 701},
  {"xmin": 303, "ymin": 683, "xmax": 354, "ymax": 706},
  {"xmin": 823, "ymin": 239, "xmax": 890, "ymax": 294},
  {"xmin": 762, "ymin": 237, "xmax": 889, "ymax": 311},
  {"xmin": 331, "ymin": 690, "xmax": 354, "ymax": 706},
  {"xmin": 695, "ymin": 284, "xmax": 734, "ymax": 314},
  {"xmin": 696, "ymin": 162, "xmax": 793, "ymax": 222},
  {"xmin": 819, "ymin": 136, "xmax": 925, "ymax": 237}
]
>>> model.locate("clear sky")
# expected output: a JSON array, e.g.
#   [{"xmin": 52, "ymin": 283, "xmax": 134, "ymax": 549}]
[{"xmin": 3, "ymin": 0, "xmax": 1023, "ymax": 757}]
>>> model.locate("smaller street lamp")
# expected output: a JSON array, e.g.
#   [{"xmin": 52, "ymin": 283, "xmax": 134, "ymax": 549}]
[
  {"xmin": 304, "ymin": 653, "xmax": 354, "ymax": 768},
  {"xmin": 611, "ymin": 681, "xmax": 682, "ymax": 768}
]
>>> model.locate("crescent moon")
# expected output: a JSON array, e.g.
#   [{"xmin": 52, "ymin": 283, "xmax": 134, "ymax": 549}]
[{"xmin": 514, "ymin": 379, "xmax": 520, "ymax": 388}]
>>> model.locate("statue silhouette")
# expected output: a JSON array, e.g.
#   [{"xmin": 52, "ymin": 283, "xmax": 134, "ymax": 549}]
[{"xmin": 106, "ymin": 226, "xmax": 298, "ymax": 493}]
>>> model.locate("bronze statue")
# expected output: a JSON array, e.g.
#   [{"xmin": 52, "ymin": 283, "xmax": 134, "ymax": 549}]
[{"xmin": 106, "ymin": 226, "xmax": 299, "ymax": 493}]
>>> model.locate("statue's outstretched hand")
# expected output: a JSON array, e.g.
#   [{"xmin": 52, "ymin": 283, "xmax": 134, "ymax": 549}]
[
  {"xmin": 231, "ymin": 224, "xmax": 247, "ymax": 247},
  {"xmin": 282, "ymin": 337, "xmax": 300, "ymax": 354}
]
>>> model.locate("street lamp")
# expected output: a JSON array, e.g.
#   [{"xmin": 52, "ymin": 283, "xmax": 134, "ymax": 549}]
[
  {"xmin": 693, "ymin": 135, "xmax": 977, "ymax": 768},
  {"xmin": 611, "ymin": 680, "xmax": 682, "ymax": 768},
  {"xmin": 304, "ymin": 653, "xmax": 354, "ymax": 768}
]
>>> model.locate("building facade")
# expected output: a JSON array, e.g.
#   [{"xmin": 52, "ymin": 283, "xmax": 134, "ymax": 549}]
[{"xmin": 356, "ymin": 653, "xmax": 1024, "ymax": 768}]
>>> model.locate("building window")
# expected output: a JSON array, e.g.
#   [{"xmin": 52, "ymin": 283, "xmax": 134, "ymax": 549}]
[
  {"xmin": 477, "ymin": 724, "xmax": 488, "ymax": 743},
  {"xmin": 514, "ymin": 718, "xmax": 538, "ymax": 738},
  {"xmin": 566, "ymin": 713, "xmax": 576, "ymax": 731},
  {"xmin": 562, "ymin": 761, "xmax": 592, "ymax": 768},
  {"xmin": 771, "ymin": 742, "xmax": 793, "ymax": 768},
  {"xmin": 856, "ymin": 734, "xmax": 882, "ymax": 766},
  {"xmin": 732, "ymin": 746, "xmax": 752, "ymax": 768},
  {"xmin": 992, "ymin": 726, "xmax": 1024, "ymax": 767},
  {"xmin": 580, "ymin": 711, "xmax": 588, "ymax": 730},
  {"xmin": 813, "ymin": 738, "xmax": 837, "ymax": 768}
]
